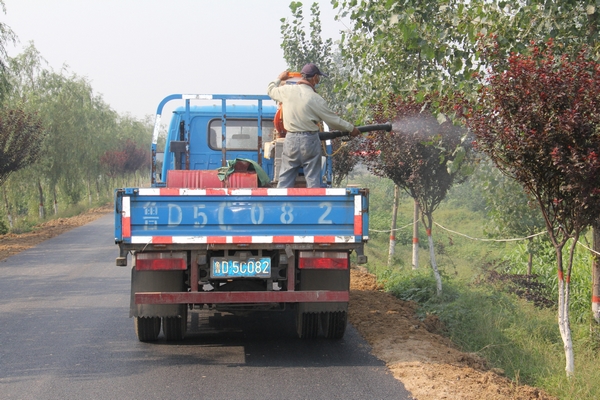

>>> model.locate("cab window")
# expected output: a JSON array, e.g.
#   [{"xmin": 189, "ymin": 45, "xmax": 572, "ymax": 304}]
[{"xmin": 208, "ymin": 119, "xmax": 274, "ymax": 150}]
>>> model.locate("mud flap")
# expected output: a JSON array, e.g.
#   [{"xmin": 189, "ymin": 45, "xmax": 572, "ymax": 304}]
[
  {"xmin": 129, "ymin": 268, "xmax": 186, "ymax": 318},
  {"xmin": 296, "ymin": 269, "xmax": 350, "ymax": 313}
]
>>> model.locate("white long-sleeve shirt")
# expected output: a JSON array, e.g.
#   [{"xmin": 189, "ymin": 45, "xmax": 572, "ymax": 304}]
[{"xmin": 267, "ymin": 79, "xmax": 354, "ymax": 133}]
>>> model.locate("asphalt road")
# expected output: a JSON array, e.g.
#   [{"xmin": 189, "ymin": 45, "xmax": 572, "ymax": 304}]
[{"xmin": 0, "ymin": 214, "xmax": 412, "ymax": 400}]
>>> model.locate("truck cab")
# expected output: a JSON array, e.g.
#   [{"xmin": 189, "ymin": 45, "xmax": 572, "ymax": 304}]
[{"xmin": 159, "ymin": 100, "xmax": 276, "ymax": 184}]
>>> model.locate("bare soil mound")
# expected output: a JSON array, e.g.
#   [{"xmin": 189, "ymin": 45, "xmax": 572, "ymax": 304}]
[{"xmin": 0, "ymin": 206, "xmax": 555, "ymax": 399}]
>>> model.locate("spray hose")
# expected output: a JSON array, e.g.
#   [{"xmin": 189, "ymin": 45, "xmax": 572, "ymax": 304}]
[{"xmin": 318, "ymin": 123, "xmax": 392, "ymax": 141}]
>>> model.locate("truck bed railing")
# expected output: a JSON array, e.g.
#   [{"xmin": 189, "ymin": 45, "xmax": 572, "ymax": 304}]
[{"xmin": 151, "ymin": 94, "xmax": 273, "ymax": 186}]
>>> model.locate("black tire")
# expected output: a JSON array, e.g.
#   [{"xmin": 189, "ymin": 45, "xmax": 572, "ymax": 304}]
[
  {"xmin": 134, "ymin": 316, "xmax": 161, "ymax": 342},
  {"xmin": 162, "ymin": 307, "xmax": 188, "ymax": 341},
  {"xmin": 296, "ymin": 310, "xmax": 319, "ymax": 339},
  {"xmin": 321, "ymin": 311, "xmax": 347, "ymax": 340}
]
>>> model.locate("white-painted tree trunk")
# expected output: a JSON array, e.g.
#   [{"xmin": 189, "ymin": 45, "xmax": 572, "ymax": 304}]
[
  {"xmin": 412, "ymin": 200, "xmax": 419, "ymax": 270},
  {"xmin": 592, "ymin": 225, "xmax": 600, "ymax": 324},
  {"xmin": 427, "ymin": 232, "xmax": 442, "ymax": 297},
  {"xmin": 387, "ymin": 185, "xmax": 399, "ymax": 269},
  {"xmin": 557, "ymin": 276, "xmax": 575, "ymax": 376}
]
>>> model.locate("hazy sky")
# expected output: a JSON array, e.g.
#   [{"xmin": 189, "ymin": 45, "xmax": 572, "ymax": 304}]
[{"xmin": 3, "ymin": 0, "xmax": 346, "ymax": 119}]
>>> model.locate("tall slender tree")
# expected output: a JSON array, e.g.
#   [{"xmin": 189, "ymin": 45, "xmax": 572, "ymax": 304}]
[{"xmin": 0, "ymin": 0, "xmax": 16, "ymax": 102}]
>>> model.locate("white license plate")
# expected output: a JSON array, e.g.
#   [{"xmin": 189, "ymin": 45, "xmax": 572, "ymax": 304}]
[{"xmin": 211, "ymin": 257, "xmax": 271, "ymax": 278}]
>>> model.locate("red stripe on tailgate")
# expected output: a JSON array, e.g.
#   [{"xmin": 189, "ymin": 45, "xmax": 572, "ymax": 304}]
[
  {"xmin": 354, "ymin": 215, "xmax": 362, "ymax": 235},
  {"xmin": 159, "ymin": 188, "xmax": 180, "ymax": 196},
  {"xmin": 122, "ymin": 216, "xmax": 131, "ymax": 238},
  {"xmin": 273, "ymin": 236, "xmax": 295, "ymax": 243},
  {"xmin": 314, "ymin": 236, "xmax": 336, "ymax": 243},
  {"xmin": 232, "ymin": 236, "xmax": 252, "ymax": 244},
  {"xmin": 287, "ymin": 188, "xmax": 326, "ymax": 196},
  {"xmin": 152, "ymin": 236, "xmax": 173, "ymax": 244}
]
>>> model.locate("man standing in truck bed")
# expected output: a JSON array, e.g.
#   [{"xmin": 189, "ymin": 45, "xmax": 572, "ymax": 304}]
[{"xmin": 267, "ymin": 63, "xmax": 361, "ymax": 188}]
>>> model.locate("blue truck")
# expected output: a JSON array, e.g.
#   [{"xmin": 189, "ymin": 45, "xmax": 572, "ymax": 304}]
[{"xmin": 114, "ymin": 94, "xmax": 386, "ymax": 342}]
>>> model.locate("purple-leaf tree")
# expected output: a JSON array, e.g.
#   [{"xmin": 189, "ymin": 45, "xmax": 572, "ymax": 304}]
[
  {"xmin": 468, "ymin": 40, "xmax": 600, "ymax": 377},
  {"xmin": 363, "ymin": 95, "xmax": 471, "ymax": 296}
]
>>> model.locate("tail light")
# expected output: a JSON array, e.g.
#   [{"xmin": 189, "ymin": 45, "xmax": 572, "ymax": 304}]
[
  {"xmin": 135, "ymin": 252, "xmax": 187, "ymax": 271},
  {"xmin": 298, "ymin": 251, "xmax": 348, "ymax": 270}
]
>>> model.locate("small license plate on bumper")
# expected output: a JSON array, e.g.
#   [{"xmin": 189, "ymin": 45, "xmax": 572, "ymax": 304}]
[{"xmin": 211, "ymin": 257, "xmax": 271, "ymax": 278}]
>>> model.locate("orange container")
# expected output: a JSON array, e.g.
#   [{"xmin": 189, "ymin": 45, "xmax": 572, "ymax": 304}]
[
  {"xmin": 274, "ymin": 72, "xmax": 303, "ymax": 136},
  {"xmin": 167, "ymin": 170, "xmax": 223, "ymax": 188}
]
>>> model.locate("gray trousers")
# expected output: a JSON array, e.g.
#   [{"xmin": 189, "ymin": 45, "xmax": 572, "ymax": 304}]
[{"xmin": 277, "ymin": 132, "xmax": 322, "ymax": 188}]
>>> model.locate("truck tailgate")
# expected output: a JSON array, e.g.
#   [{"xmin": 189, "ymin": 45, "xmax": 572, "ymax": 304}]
[{"xmin": 115, "ymin": 187, "xmax": 369, "ymax": 245}]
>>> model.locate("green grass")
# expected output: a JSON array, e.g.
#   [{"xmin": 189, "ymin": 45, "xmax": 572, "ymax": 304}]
[
  {"xmin": 2, "ymin": 199, "xmax": 111, "ymax": 235},
  {"xmin": 356, "ymin": 174, "xmax": 600, "ymax": 400}
]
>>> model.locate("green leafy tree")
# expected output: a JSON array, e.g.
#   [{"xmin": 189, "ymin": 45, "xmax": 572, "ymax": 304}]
[
  {"xmin": 8, "ymin": 48, "xmax": 120, "ymax": 212},
  {"xmin": 0, "ymin": 108, "xmax": 45, "ymax": 186},
  {"xmin": 0, "ymin": 42, "xmax": 47, "ymax": 218},
  {"xmin": 281, "ymin": 2, "xmax": 334, "ymax": 97},
  {"xmin": 0, "ymin": 0, "xmax": 16, "ymax": 101},
  {"xmin": 333, "ymin": 1, "xmax": 600, "ymax": 110},
  {"xmin": 468, "ymin": 41, "xmax": 600, "ymax": 377},
  {"xmin": 333, "ymin": 0, "xmax": 502, "ymax": 115},
  {"xmin": 476, "ymin": 158, "xmax": 547, "ymax": 275}
]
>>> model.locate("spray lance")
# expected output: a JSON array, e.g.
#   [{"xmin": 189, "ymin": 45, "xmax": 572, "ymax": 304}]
[{"xmin": 318, "ymin": 123, "xmax": 392, "ymax": 141}]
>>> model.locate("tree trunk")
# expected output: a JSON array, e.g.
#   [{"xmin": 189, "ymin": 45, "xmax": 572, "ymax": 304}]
[
  {"xmin": 37, "ymin": 180, "xmax": 45, "ymax": 220},
  {"xmin": 424, "ymin": 214, "xmax": 442, "ymax": 297},
  {"xmin": 2, "ymin": 187, "xmax": 13, "ymax": 229},
  {"xmin": 52, "ymin": 186, "xmax": 58, "ymax": 215},
  {"xmin": 527, "ymin": 237, "xmax": 533, "ymax": 276},
  {"xmin": 96, "ymin": 178, "xmax": 101, "ymax": 201},
  {"xmin": 593, "ymin": 224, "xmax": 600, "ymax": 324},
  {"xmin": 556, "ymin": 246, "xmax": 575, "ymax": 377},
  {"xmin": 387, "ymin": 185, "xmax": 399, "ymax": 269},
  {"xmin": 412, "ymin": 200, "xmax": 419, "ymax": 270}
]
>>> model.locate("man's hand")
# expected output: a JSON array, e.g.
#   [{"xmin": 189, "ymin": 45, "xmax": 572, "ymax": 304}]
[
  {"xmin": 349, "ymin": 127, "xmax": 361, "ymax": 138},
  {"xmin": 278, "ymin": 71, "xmax": 290, "ymax": 81}
]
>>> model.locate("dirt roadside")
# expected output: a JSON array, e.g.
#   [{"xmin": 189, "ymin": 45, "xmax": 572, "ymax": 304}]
[{"xmin": 0, "ymin": 206, "xmax": 555, "ymax": 399}]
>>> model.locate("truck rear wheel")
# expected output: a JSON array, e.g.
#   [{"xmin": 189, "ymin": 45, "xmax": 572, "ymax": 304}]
[
  {"xmin": 296, "ymin": 310, "xmax": 319, "ymax": 339},
  {"xmin": 321, "ymin": 311, "xmax": 347, "ymax": 340},
  {"xmin": 162, "ymin": 307, "xmax": 188, "ymax": 341},
  {"xmin": 134, "ymin": 316, "xmax": 161, "ymax": 342}
]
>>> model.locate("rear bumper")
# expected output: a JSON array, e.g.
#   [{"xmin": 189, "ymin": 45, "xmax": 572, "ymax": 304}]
[{"xmin": 135, "ymin": 290, "xmax": 349, "ymax": 304}]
